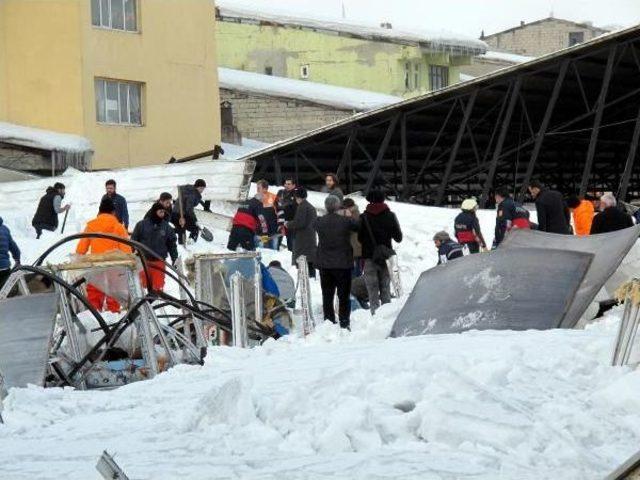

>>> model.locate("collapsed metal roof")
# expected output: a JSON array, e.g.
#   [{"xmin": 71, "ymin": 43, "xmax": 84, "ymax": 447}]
[{"xmin": 242, "ymin": 24, "xmax": 640, "ymax": 206}]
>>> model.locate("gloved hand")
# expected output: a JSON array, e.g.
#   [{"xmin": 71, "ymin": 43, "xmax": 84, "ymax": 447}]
[{"xmin": 203, "ymin": 200, "xmax": 212, "ymax": 212}]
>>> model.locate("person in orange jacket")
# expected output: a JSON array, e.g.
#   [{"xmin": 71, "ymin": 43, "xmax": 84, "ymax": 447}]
[
  {"xmin": 76, "ymin": 197, "xmax": 132, "ymax": 312},
  {"xmin": 566, "ymin": 195, "xmax": 595, "ymax": 236}
]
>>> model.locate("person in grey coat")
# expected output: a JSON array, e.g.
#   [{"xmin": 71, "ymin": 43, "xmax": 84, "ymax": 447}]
[
  {"xmin": 285, "ymin": 187, "xmax": 317, "ymax": 278},
  {"xmin": 321, "ymin": 173, "xmax": 344, "ymax": 201},
  {"xmin": 314, "ymin": 195, "xmax": 358, "ymax": 329}
]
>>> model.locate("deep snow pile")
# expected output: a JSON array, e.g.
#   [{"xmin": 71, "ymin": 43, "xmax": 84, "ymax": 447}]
[{"xmin": 0, "ymin": 170, "xmax": 639, "ymax": 479}]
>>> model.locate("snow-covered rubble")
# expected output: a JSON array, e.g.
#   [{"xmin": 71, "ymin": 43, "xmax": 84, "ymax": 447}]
[{"xmin": 0, "ymin": 166, "xmax": 639, "ymax": 479}]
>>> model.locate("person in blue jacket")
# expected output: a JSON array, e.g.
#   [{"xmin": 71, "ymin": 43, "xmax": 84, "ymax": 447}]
[
  {"xmin": 0, "ymin": 216, "xmax": 20, "ymax": 289},
  {"xmin": 103, "ymin": 179, "xmax": 129, "ymax": 229}
]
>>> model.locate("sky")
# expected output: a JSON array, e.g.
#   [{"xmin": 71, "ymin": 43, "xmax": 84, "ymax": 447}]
[{"xmin": 222, "ymin": 0, "xmax": 640, "ymax": 38}]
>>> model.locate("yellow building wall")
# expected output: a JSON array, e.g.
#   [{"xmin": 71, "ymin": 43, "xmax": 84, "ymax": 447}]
[
  {"xmin": 217, "ymin": 22, "xmax": 465, "ymax": 97},
  {"xmin": 80, "ymin": 0, "xmax": 220, "ymax": 169},
  {"xmin": 0, "ymin": 0, "xmax": 85, "ymax": 133},
  {"xmin": 0, "ymin": 0, "xmax": 220, "ymax": 170}
]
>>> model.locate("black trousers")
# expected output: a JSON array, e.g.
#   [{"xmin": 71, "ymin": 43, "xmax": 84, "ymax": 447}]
[
  {"xmin": 0, "ymin": 269, "xmax": 10, "ymax": 290},
  {"xmin": 33, "ymin": 223, "xmax": 56, "ymax": 239},
  {"xmin": 227, "ymin": 226, "xmax": 255, "ymax": 251},
  {"xmin": 320, "ymin": 268, "xmax": 352, "ymax": 328},
  {"xmin": 465, "ymin": 242, "xmax": 480, "ymax": 254}
]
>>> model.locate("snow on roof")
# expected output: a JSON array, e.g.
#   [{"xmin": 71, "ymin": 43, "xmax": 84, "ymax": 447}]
[
  {"xmin": 0, "ymin": 122, "xmax": 92, "ymax": 153},
  {"xmin": 219, "ymin": 68, "xmax": 402, "ymax": 111},
  {"xmin": 479, "ymin": 50, "xmax": 536, "ymax": 64},
  {"xmin": 220, "ymin": 137, "xmax": 270, "ymax": 160},
  {"xmin": 216, "ymin": 1, "xmax": 487, "ymax": 55},
  {"xmin": 459, "ymin": 73, "xmax": 476, "ymax": 82}
]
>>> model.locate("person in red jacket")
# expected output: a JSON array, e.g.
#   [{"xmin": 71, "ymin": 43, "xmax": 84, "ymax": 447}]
[{"xmin": 227, "ymin": 195, "xmax": 262, "ymax": 251}]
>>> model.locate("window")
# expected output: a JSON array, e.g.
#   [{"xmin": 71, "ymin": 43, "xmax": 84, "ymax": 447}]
[
  {"xmin": 264, "ymin": 66, "xmax": 273, "ymax": 76},
  {"xmin": 404, "ymin": 62, "xmax": 411, "ymax": 89},
  {"xmin": 95, "ymin": 79, "xmax": 142, "ymax": 125},
  {"xmin": 413, "ymin": 63, "xmax": 420, "ymax": 90},
  {"xmin": 569, "ymin": 31, "xmax": 585, "ymax": 47},
  {"xmin": 300, "ymin": 64, "xmax": 310, "ymax": 79},
  {"xmin": 91, "ymin": 0, "xmax": 137, "ymax": 32},
  {"xmin": 429, "ymin": 65, "xmax": 449, "ymax": 91}
]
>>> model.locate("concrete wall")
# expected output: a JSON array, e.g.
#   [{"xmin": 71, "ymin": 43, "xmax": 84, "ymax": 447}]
[
  {"xmin": 0, "ymin": 0, "xmax": 221, "ymax": 170},
  {"xmin": 216, "ymin": 21, "xmax": 465, "ymax": 98},
  {"xmin": 484, "ymin": 19, "xmax": 606, "ymax": 56},
  {"xmin": 460, "ymin": 57, "xmax": 515, "ymax": 78},
  {"xmin": 220, "ymin": 89, "xmax": 352, "ymax": 143}
]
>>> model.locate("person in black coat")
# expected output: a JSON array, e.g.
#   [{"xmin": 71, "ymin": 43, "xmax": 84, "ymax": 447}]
[
  {"xmin": 227, "ymin": 195, "xmax": 262, "ymax": 252},
  {"xmin": 102, "ymin": 179, "xmax": 129, "ymax": 229},
  {"xmin": 314, "ymin": 195, "xmax": 359, "ymax": 329},
  {"xmin": 358, "ymin": 189, "xmax": 403, "ymax": 314},
  {"xmin": 276, "ymin": 178, "xmax": 298, "ymax": 251},
  {"xmin": 454, "ymin": 198, "xmax": 486, "ymax": 253},
  {"xmin": 591, "ymin": 193, "xmax": 634, "ymax": 234},
  {"xmin": 131, "ymin": 202, "xmax": 178, "ymax": 292},
  {"xmin": 493, "ymin": 187, "xmax": 517, "ymax": 247},
  {"xmin": 528, "ymin": 180, "xmax": 571, "ymax": 234},
  {"xmin": 171, "ymin": 179, "xmax": 210, "ymax": 244},
  {"xmin": 286, "ymin": 187, "xmax": 318, "ymax": 278},
  {"xmin": 433, "ymin": 231, "xmax": 464, "ymax": 265},
  {"xmin": 32, "ymin": 182, "xmax": 70, "ymax": 239}
]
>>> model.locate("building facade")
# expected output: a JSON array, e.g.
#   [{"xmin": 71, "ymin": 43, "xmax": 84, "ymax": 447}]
[
  {"xmin": 0, "ymin": 0, "xmax": 220, "ymax": 169},
  {"xmin": 215, "ymin": 4, "xmax": 486, "ymax": 98},
  {"xmin": 482, "ymin": 18, "xmax": 609, "ymax": 57}
]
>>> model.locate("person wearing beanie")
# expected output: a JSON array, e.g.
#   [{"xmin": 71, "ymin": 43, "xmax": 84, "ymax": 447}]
[
  {"xmin": 171, "ymin": 179, "xmax": 211, "ymax": 244},
  {"xmin": 76, "ymin": 197, "xmax": 132, "ymax": 313},
  {"xmin": 433, "ymin": 231, "xmax": 464, "ymax": 265},
  {"xmin": 132, "ymin": 202, "xmax": 178, "ymax": 292},
  {"xmin": 32, "ymin": 182, "xmax": 70, "ymax": 239},
  {"xmin": 453, "ymin": 197, "xmax": 486, "ymax": 254},
  {"xmin": 285, "ymin": 186, "xmax": 317, "ymax": 278},
  {"xmin": 358, "ymin": 189, "xmax": 402, "ymax": 314}
]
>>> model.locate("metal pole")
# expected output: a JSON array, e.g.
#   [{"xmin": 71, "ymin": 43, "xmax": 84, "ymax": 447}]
[
  {"xmin": 579, "ymin": 46, "xmax": 617, "ymax": 197},
  {"xmin": 400, "ymin": 114, "xmax": 408, "ymax": 200},
  {"xmin": 296, "ymin": 255, "xmax": 314, "ymax": 336},
  {"xmin": 618, "ymin": 102, "xmax": 640, "ymax": 200},
  {"xmin": 230, "ymin": 272, "xmax": 248, "ymax": 348},
  {"xmin": 364, "ymin": 113, "xmax": 400, "ymax": 196},
  {"xmin": 253, "ymin": 255, "xmax": 262, "ymax": 332}
]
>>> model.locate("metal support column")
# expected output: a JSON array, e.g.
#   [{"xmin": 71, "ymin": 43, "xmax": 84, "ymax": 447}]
[
  {"xmin": 435, "ymin": 90, "xmax": 478, "ymax": 206},
  {"xmin": 518, "ymin": 59, "xmax": 569, "ymax": 201},
  {"xmin": 579, "ymin": 46, "xmax": 617, "ymax": 197},
  {"xmin": 618, "ymin": 102, "xmax": 640, "ymax": 200},
  {"xmin": 480, "ymin": 77, "xmax": 522, "ymax": 207},
  {"xmin": 336, "ymin": 130, "xmax": 356, "ymax": 181},
  {"xmin": 364, "ymin": 114, "xmax": 400, "ymax": 195},
  {"xmin": 400, "ymin": 114, "xmax": 408, "ymax": 200}
]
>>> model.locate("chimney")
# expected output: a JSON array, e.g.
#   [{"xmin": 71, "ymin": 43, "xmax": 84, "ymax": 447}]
[
  {"xmin": 520, "ymin": 20, "xmax": 525, "ymax": 27},
  {"xmin": 380, "ymin": 22, "xmax": 392, "ymax": 29}
]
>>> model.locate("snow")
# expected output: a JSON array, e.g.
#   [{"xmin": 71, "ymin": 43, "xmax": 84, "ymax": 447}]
[
  {"xmin": 0, "ymin": 122, "xmax": 92, "ymax": 153},
  {"xmin": 0, "ymin": 168, "xmax": 639, "ymax": 479},
  {"xmin": 459, "ymin": 73, "xmax": 476, "ymax": 82},
  {"xmin": 217, "ymin": 0, "xmax": 488, "ymax": 54},
  {"xmin": 220, "ymin": 137, "xmax": 271, "ymax": 160},
  {"xmin": 479, "ymin": 50, "xmax": 536, "ymax": 64},
  {"xmin": 219, "ymin": 68, "xmax": 403, "ymax": 111}
]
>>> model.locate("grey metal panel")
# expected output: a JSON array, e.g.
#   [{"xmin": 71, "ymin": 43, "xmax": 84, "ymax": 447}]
[
  {"xmin": 0, "ymin": 293, "xmax": 58, "ymax": 390},
  {"xmin": 501, "ymin": 226, "xmax": 640, "ymax": 327},
  {"xmin": 389, "ymin": 248, "xmax": 593, "ymax": 337}
]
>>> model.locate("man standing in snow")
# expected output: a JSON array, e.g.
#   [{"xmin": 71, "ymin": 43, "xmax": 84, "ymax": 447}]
[
  {"xmin": 528, "ymin": 180, "xmax": 571, "ymax": 234},
  {"xmin": 131, "ymin": 202, "xmax": 178, "ymax": 292},
  {"xmin": 103, "ymin": 179, "xmax": 129, "ymax": 229},
  {"xmin": 493, "ymin": 187, "xmax": 516, "ymax": 247},
  {"xmin": 454, "ymin": 198, "xmax": 486, "ymax": 254},
  {"xmin": 32, "ymin": 182, "xmax": 70, "ymax": 239},
  {"xmin": 76, "ymin": 197, "xmax": 132, "ymax": 312},
  {"xmin": 227, "ymin": 194, "xmax": 262, "ymax": 251},
  {"xmin": 433, "ymin": 231, "xmax": 464, "ymax": 265},
  {"xmin": 0, "ymin": 217, "xmax": 20, "ymax": 289},
  {"xmin": 590, "ymin": 193, "xmax": 633, "ymax": 234},
  {"xmin": 255, "ymin": 179, "xmax": 279, "ymax": 250},
  {"xmin": 171, "ymin": 179, "xmax": 210, "ymax": 244},
  {"xmin": 358, "ymin": 189, "xmax": 402, "ymax": 314},
  {"xmin": 321, "ymin": 173, "xmax": 344, "ymax": 201},
  {"xmin": 286, "ymin": 187, "xmax": 317, "ymax": 278},
  {"xmin": 566, "ymin": 194, "xmax": 594, "ymax": 236},
  {"xmin": 276, "ymin": 177, "xmax": 298, "ymax": 251},
  {"xmin": 314, "ymin": 195, "xmax": 359, "ymax": 329}
]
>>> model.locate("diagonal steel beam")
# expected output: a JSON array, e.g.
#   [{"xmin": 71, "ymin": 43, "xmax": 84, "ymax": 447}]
[
  {"xmin": 480, "ymin": 76, "xmax": 522, "ymax": 206},
  {"xmin": 435, "ymin": 90, "xmax": 478, "ymax": 205},
  {"xmin": 579, "ymin": 45, "xmax": 617, "ymax": 197},
  {"xmin": 364, "ymin": 113, "xmax": 400, "ymax": 195},
  {"xmin": 571, "ymin": 61, "xmax": 590, "ymax": 112},
  {"xmin": 336, "ymin": 129, "xmax": 356, "ymax": 181},
  {"xmin": 618, "ymin": 102, "xmax": 640, "ymax": 200},
  {"xmin": 518, "ymin": 59, "xmax": 570, "ymax": 201}
]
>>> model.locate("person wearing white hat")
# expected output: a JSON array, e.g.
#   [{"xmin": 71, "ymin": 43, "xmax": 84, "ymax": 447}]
[{"xmin": 453, "ymin": 197, "xmax": 487, "ymax": 254}]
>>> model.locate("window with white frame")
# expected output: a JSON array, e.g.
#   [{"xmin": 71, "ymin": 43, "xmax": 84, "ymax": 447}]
[
  {"xmin": 95, "ymin": 79, "xmax": 143, "ymax": 125},
  {"xmin": 429, "ymin": 65, "xmax": 449, "ymax": 91},
  {"xmin": 404, "ymin": 62, "xmax": 411, "ymax": 89},
  {"xmin": 413, "ymin": 63, "xmax": 420, "ymax": 90},
  {"xmin": 91, "ymin": 0, "xmax": 138, "ymax": 32}
]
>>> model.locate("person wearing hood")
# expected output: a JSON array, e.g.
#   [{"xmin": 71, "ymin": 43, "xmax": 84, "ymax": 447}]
[
  {"xmin": 32, "ymin": 182, "xmax": 70, "ymax": 239},
  {"xmin": 0, "ymin": 217, "xmax": 20, "ymax": 289},
  {"xmin": 358, "ymin": 189, "xmax": 402, "ymax": 314},
  {"xmin": 433, "ymin": 231, "xmax": 464, "ymax": 265},
  {"xmin": 285, "ymin": 187, "xmax": 318, "ymax": 278},
  {"xmin": 131, "ymin": 202, "xmax": 178, "ymax": 292},
  {"xmin": 145, "ymin": 192, "xmax": 173, "ymax": 220},
  {"xmin": 321, "ymin": 173, "xmax": 344, "ymax": 201},
  {"xmin": 76, "ymin": 197, "xmax": 132, "ymax": 312},
  {"xmin": 591, "ymin": 193, "xmax": 634, "ymax": 234},
  {"xmin": 454, "ymin": 198, "xmax": 486, "ymax": 254}
]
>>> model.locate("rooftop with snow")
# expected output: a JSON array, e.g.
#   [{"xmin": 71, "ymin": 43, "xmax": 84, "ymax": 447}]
[
  {"xmin": 0, "ymin": 122, "xmax": 92, "ymax": 153},
  {"xmin": 216, "ymin": 0, "xmax": 488, "ymax": 55},
  {"xmin": 219, "ymin": 67, "xmax": 402, "ymax": 111}
]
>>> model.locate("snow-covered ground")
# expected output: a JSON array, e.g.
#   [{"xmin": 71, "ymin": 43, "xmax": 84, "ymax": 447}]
[{"xmin": 0, "ymin": 168, "xmax": 638, "ymax": 479}]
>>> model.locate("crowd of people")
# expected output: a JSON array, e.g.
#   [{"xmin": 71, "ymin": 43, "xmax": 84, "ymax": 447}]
[{"xmin": 0, "ymin": 171, "xmax": 638, "ymax": 331}]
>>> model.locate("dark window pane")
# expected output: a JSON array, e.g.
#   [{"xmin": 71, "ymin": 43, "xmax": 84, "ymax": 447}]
[
  {"xmin": 95, "ymin": 79, "xmax": 106, "ymax": 122},
  {"xmin": 91, "ymin": 0, "xmax": 101, "ymax": 26},
  {"xmin": 100, "ymin": 0, "xmax": 110, "ymax": 27},
  {"xmin": 119, "ymin": 83, "xmax": 129, "ymax": 123},
  {"xmin": 129, "ymin": 84, "xmax": 141, "ymax": 125},
  {"xmin": 111, "ymin": 0, "xmax": 124, "ymax": 30},
  {"xmin": 124, "ymin": 0, "xmax": 137, "ymax": 31}
]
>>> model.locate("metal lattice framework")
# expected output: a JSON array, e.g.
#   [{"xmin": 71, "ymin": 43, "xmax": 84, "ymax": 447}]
[{"xmin": 241, "ymin": 25, "xmax": 640, "ymax": 206}]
